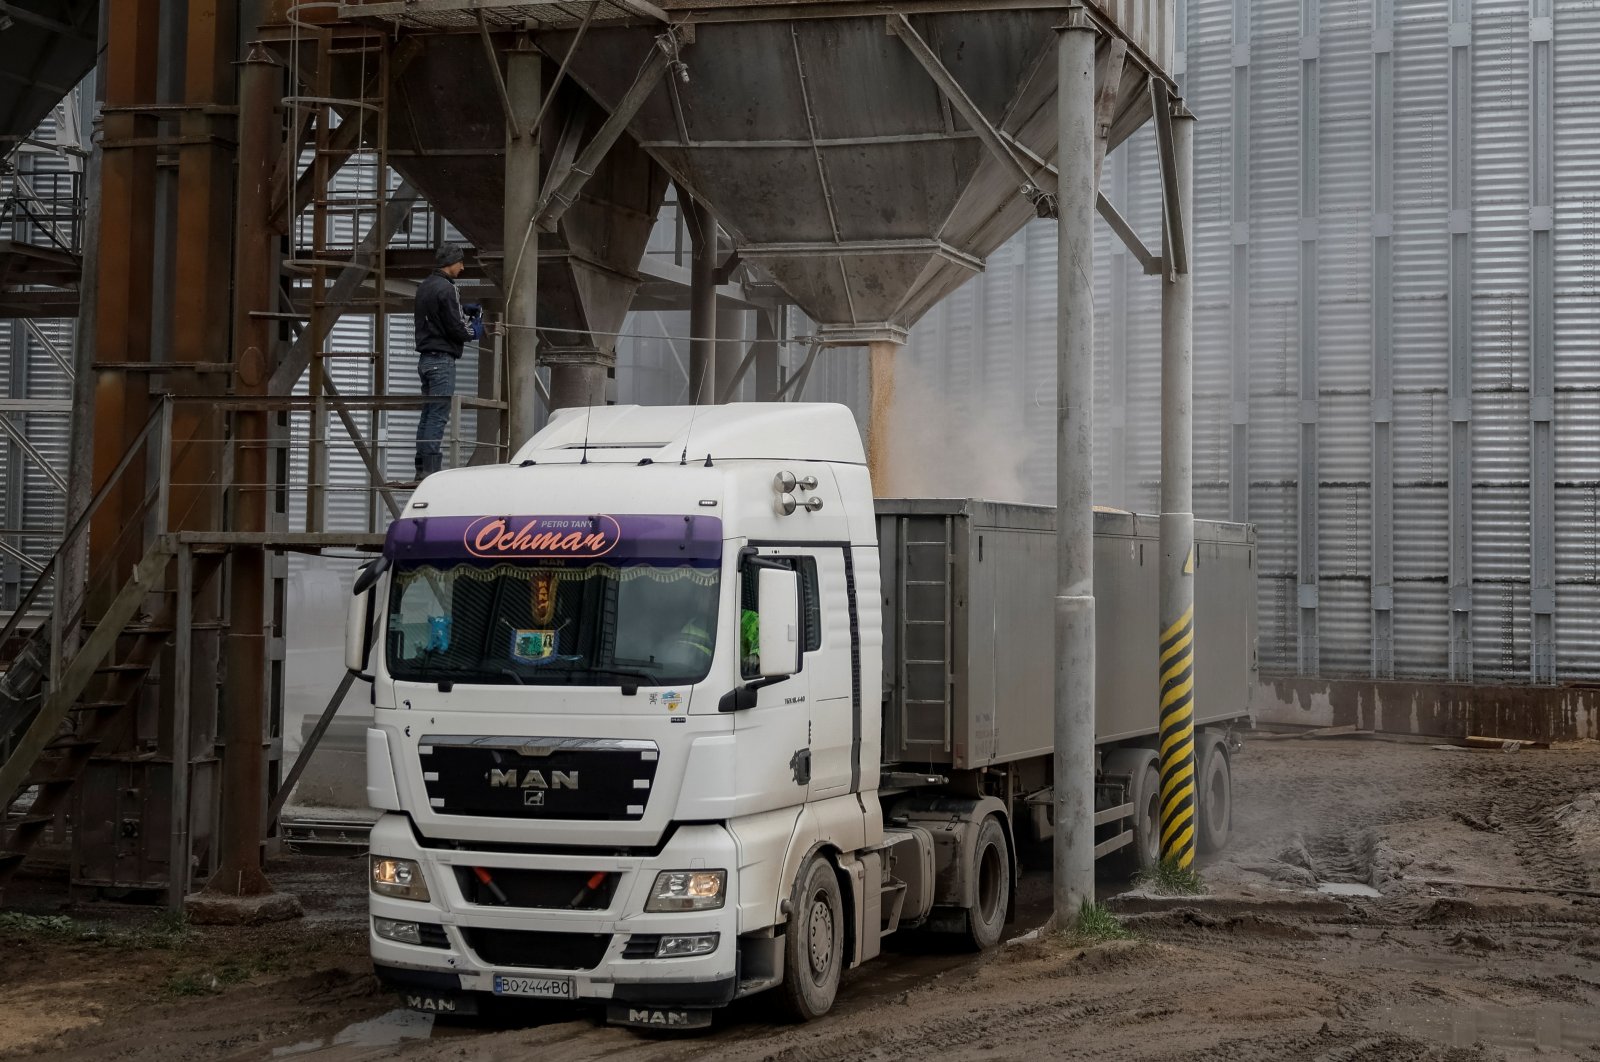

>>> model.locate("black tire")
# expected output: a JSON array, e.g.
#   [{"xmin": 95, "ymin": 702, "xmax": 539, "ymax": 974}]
[
  {"xmin": 778, "ymin": 855, "xmax": 845, "ymax": 1022},
  {"xmin": 1131, "ymin": 762, "xmax": 1162, "ymax": 872},
  {"xmin": 961, "ymin": 815, "xmax": 1011, "ymax": 951},
  {"xmin": 1197, "ymin": 741, "xmax": 1233, "ymax": 854}
]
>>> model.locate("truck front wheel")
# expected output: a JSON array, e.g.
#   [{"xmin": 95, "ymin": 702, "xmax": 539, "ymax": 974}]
[
  {"xmin": 962, "ymin": 815, "xmax": 1011, "ymax": 951},
  {"xmin": 778, "ymin": 855, "xmax": 844, "ymax": 1021}
]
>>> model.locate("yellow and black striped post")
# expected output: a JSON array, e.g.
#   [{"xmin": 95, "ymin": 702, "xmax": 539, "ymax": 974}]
[
  {"xmin": 1157, "ymin": 99, "xmax": 1198, "ymax": 869},
  {"xmin": 1158, "ymin": 595, "xmax": 1197, "ymax": 867}
]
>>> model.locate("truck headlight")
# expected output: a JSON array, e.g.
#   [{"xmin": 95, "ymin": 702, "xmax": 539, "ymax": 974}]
[
  {"xmin": 371, "ymin": 855, "xmax": 430, "ymax": 902},
  {"xmin": 645, "ymin": 870, "xmax": 726, "ymax": 912}
]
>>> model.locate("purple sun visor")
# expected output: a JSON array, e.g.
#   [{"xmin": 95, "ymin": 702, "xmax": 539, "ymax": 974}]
[{"xmin": 383, "ymin": 514, "xmax": 723, "ymax": 566}]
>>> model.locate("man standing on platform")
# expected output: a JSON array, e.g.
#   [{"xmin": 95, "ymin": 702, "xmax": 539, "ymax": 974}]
[{"xmin": 412, "ymin": 243, "xmax": 482, "ymax": 480}]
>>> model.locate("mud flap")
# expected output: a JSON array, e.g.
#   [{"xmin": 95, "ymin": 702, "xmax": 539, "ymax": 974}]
[{"xmin": 607, "ymin": 1005, "xmax": 713, "ymax": 1030}]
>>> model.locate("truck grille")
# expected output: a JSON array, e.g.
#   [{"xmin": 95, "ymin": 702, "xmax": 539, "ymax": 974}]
[
  {"xmin": 462, "ymin": 928, "xmax": 613, "ymax": 970},
  {"xmin": 453, "ymin": 867, "xmax": 619, "ymax": 910},
  {"xmin": 418, "ymin": 736, "xmax": 658, "ymax": 821}
]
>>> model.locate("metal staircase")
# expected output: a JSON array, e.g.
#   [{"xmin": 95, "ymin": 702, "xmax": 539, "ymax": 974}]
[{"xmin": 0, "ymin": 540, "xmax": 175, "ymax": 886}]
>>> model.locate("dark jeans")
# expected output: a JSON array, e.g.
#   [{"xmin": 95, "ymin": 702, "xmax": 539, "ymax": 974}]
[{"xmin": 415, "ymin": 353, "xmax": 456, "ymax": 474}]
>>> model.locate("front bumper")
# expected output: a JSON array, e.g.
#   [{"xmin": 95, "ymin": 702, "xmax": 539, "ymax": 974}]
[{"xmin": 366, "ymin": 813, "xmax": 740, "ymax": 1011}]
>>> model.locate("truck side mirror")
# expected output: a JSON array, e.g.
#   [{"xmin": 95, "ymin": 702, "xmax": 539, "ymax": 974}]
[
  {"xmin": 756, "ymin": 567, "xmax": 800, "ymax": 678},
  {"xmin": 345, "ymin": 557, "xmax": 388, "ymax": 675},
  {"xmin": 345, "ymin": 586, "xmax": 371, "ymax": 674}
]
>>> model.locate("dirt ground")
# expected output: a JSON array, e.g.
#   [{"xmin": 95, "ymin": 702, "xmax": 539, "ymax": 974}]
[{"xmin": 5, "ymin": 736, "xmax": 1600, "ymax": 1061}]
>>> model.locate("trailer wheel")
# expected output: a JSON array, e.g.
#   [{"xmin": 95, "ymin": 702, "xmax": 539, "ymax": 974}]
[
  {"xmin": 962, "ymin": 815, "xmax": 1011, "ymax": 951},
  {"xmin": 778, "ymin": 855, "xmax": 844, "ymax": 1021},
  {"xmin": 1131, "ymin": 762, "xmax": 1162, "ymax": 872},
  {"xmin": 1104, "ymin": 753, "xmax": 1160, "ymax": 879},
  {"xmin": 1197, "ymin": 741, "xmax": 1233, "ymax": 854}
]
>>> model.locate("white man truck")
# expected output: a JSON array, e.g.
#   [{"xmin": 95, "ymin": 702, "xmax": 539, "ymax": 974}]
[{"xmin": 348, "ymin": 403, "xmax": 1256, "ymax": 1028}]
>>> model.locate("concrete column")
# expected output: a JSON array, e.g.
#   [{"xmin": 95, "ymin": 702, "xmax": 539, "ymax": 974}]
[
  {"xmin": 504, "ymin": 44, "xmax": 541, "ymax": 446},
  {"xmin": 684, "ymin": 195, "xmax": 717, "ymax": 404},
  {"xmin": 1157, "ymin": 107, "xmax": 1198, "ymax": 869},
  {"xmin": 1053, "ymin": 12, "xmax": 1098, "ymax": 928}
]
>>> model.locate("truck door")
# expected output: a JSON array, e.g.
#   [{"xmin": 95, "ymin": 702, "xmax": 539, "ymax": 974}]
[{"xmin": 733, "ymin": 547, "xmax": 850, "ymax": 807}]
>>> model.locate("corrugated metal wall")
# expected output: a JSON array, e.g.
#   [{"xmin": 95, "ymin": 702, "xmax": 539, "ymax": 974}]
[
  {"xmin": 805, "ymin": 0, "xmax": 1600, "ymax": 685},
  {"xmin": 0, "ymin": 99, "xmax": 81, "ymax": 617}
]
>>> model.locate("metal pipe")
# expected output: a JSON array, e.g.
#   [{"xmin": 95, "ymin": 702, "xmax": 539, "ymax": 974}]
[
  {"xmin": 1157, "ymin": 105, "xmax": 1197, "ymax": 870},
  {"xmin": 868, "ymin": 340, "xmax": 896, "ymax": 496},
  {"xmin": 547, "ymin": 357, "xmax": 608, "ymax": 410},
  {"xmin": 205, "ymin": 45, "xmax": 280, "ymax": 899},
  {"xmin": 504, "ymin": 44, "xmax": 542, "ymax": 447},
  {"xmin": 684, "ymin": 195, "xmax": 717, "ymax": 405},
  {"xmin": 1052, "ymin": 10, "xmax": 1098, "ymax": 930}
]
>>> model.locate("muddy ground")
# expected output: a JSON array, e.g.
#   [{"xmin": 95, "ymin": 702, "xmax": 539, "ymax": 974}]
[{"xmin": 5, "ymin": 736, "xmax": 1600, "ymax": 1061}]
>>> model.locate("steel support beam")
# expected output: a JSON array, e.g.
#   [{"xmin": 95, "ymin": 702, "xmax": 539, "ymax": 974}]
[
  {"xmin": 1296, "ymin": 0, "xmax": 1320, "ymax": 675},
  {"xmin": 204, "ymin": 45, "xmax": 282, "ymax": 902},
  {"xmin": 1150, "ymin": 82, "xmax": 1188, "ymax": 277},
  {"xmin": 1529, "ymin": 0, "xmax": 1555, "ymax": 683},
  {"xmin": 535, "ymin": 38, "xmax": 674, "ymax": 232},
  {"xmin": 88, "ymin": 0, "xmax": 161, "ymax": 617},
  {"xmin": 1092, "ymin": 40, "xmax": 1128, "ymax": 187},
  {"xmin": 1053, "ymin": 9, "xmax": 1097, "ymax": 929},
  {"xmin": 1097, "ymin": 192, "xmax": 1162, "ymax": 274},
  {"xmin": 715, "ymin": 304, "xmax": 749, "ymax": 403},
  {"xmin": 1447, "ymin": 4, "xmax": 1474, "ymax": 681},
  {"xmin": 504, "ymin": 44, "xmax": 542, "ymax": 442},
  {"xmin": 684, "ymin": 195, "xmax": 718, "ymax": 405},
  {"xmin": 168, "ymin": 544, "xmax": 194, "ymax": 912},
  {"xmin": 1157, "ymin": 106, "xmax": 1197, "ymax": 869},
  {"xmin": 1371, "ymin": 0, "xmax": 1396, "ymax": 678},
  {"xmin": 1228, "ymin": 0, "xmax": 1250, "ymax": 526},
  {"xmin": 170, "ymin": 0, "xmax": 237, "ymax": 540},
  {"xmin": 891, "ymin": 14, "xmax": 1054, "ymax": 208},
  {"xmin": 753, "ymin": 308, "xmax": 781, "ymax": 401},
  {"xmin": 0, "ymin": 413, "xmax": 67, "ymax": 494}
]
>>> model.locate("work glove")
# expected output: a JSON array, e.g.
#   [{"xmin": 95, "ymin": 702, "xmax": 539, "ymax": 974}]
[
  {"xmin": 468, "ymin": 317, "xmax": 486, "ymax": 342},
  {"xmin": 463, "ymin": 302, "xmax": 482, "ymax": 318}
]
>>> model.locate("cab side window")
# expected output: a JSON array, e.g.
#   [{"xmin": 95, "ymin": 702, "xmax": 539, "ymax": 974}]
[{"xmin": 740, "ymin": 555, "xmax": 821, "ymax": 679}]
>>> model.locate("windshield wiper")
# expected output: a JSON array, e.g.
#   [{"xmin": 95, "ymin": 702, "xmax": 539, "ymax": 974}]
[{"xmin": 566, "ymin": 667, "xmax": 657, "ymax": 695}]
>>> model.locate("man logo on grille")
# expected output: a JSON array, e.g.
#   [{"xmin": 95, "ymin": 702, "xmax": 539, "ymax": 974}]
[
  {"xmin": 524, "ymin": 791, "xmax": 545, "ymax": 807},
  {"xmin": 489, "ymin": 768, "xmax": 579, "ymax": 790}
]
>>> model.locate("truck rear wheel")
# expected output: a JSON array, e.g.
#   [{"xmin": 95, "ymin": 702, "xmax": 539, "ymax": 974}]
[
  {"xmin": 1197, "ymin": 740, "xmax": 1233, "ymax": 854},
  {"xmin": 961, "ymin": 815, "xmax": 1011, "ymax": 951},
  {"xmin": 778, "ymin": 855, "xmax": 844, "ymax": 1021}
]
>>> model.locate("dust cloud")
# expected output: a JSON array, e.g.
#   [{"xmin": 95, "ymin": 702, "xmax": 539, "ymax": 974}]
[{"xmin": 868, "ymin": 346, "xmax": 1036, "ymax": 504}]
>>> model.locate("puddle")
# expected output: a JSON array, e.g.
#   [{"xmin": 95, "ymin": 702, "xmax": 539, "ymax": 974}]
[
  {"xmin": 1379, "ymin": 1003, "xmax": 1600, "ymax": 1051},
  {"xmin": 271, "ymin": 1010, "xmax": 435, "ymax": 1057},
  {"xmin": 1317, "ymin": 882, "xmax": 1382, "ymax": 898}
]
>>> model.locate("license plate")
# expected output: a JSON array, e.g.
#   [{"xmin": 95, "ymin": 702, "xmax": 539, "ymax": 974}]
[{"xmin": 493, "ymin": 974, "xmax": 574, "ymax": 999}]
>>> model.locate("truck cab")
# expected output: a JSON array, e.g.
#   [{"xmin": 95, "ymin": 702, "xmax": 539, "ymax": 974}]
[{"xmin": 352, "ymin": 404, "xmax": 886, "ymax": 1026}]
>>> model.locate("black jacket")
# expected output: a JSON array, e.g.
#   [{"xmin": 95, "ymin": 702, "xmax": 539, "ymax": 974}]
[{"xmin": 414, "ymin": 269, "xmax": 472, "ymax": 358}]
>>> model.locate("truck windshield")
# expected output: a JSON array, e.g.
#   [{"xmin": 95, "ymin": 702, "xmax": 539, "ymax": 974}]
[{"xmin": 386, "ymin": 560, "xmax": 720, "ymax": 687}]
